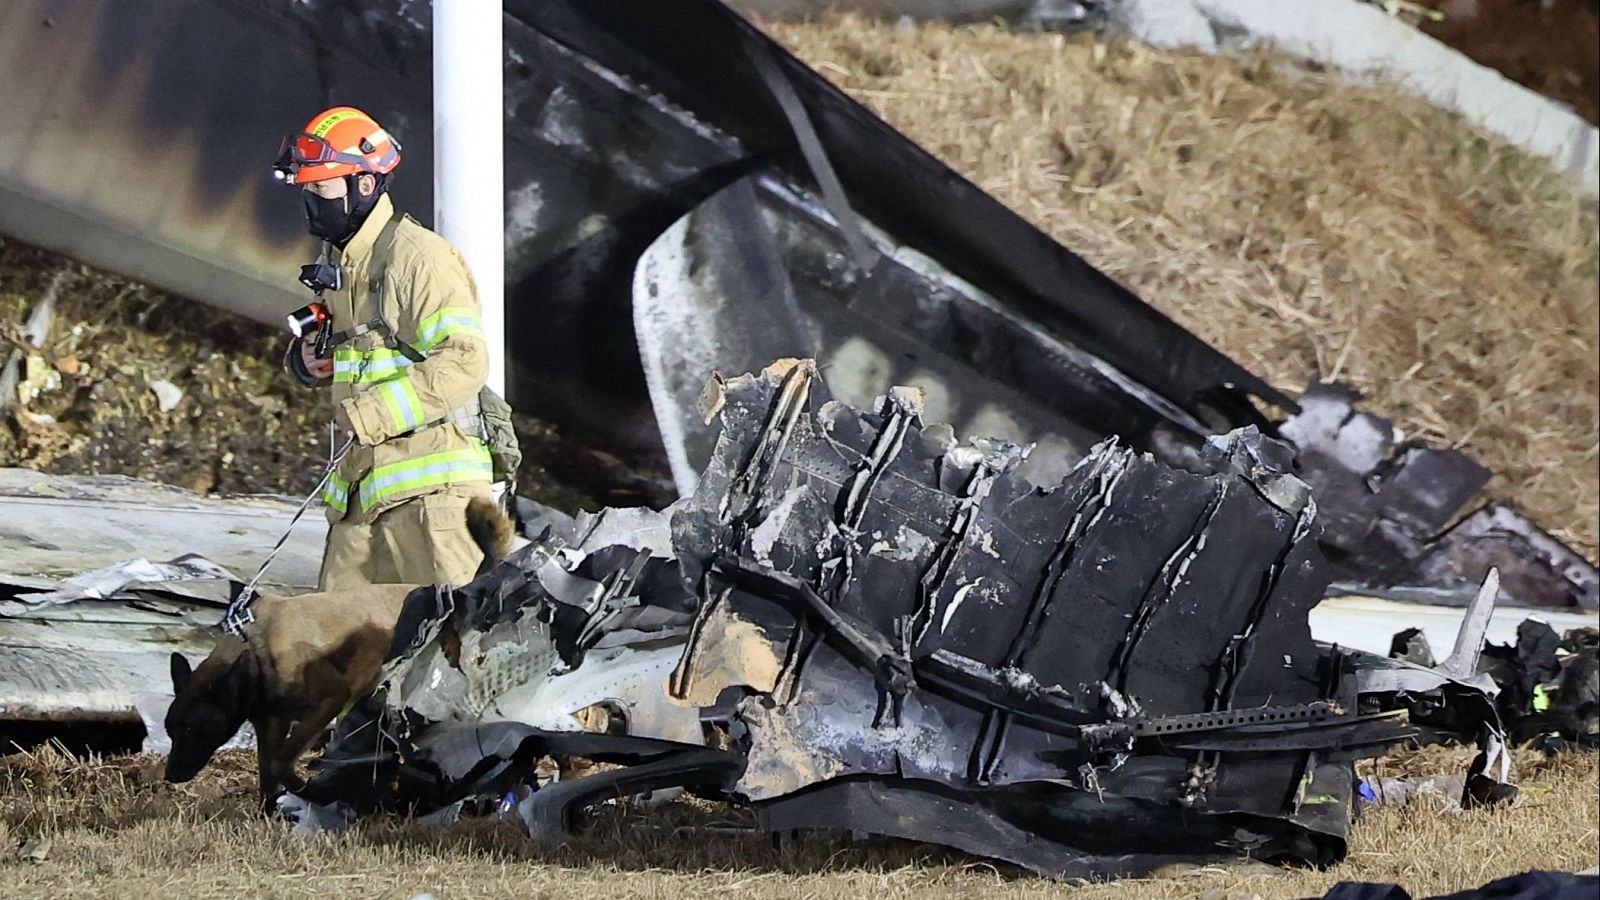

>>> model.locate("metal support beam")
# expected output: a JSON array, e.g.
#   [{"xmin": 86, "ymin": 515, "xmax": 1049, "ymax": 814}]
[{"xmin": 433, "ymin": 0, "xmax": 506, "ymax": 395}]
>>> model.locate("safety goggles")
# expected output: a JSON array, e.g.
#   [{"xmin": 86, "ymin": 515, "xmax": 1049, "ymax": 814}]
[{"xmin": 272, "ymin": 130, "xmax": 399, "ymax": 182}]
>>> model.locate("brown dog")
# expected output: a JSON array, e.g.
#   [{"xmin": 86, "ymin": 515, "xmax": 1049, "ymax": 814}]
[{"xmin": 164, "ymin": 497, "xmax": 512, "ymax": 810}]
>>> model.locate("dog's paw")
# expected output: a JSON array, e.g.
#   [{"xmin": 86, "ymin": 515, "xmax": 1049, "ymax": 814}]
[{"xmin": 259, "ymin": 792, "xmax": 287, "ymax": 818}]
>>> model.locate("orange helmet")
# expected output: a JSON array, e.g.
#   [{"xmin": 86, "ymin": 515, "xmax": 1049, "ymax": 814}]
[{"xmin": 273, "ymin": 106, "xmax": 402, "ymax": 185}]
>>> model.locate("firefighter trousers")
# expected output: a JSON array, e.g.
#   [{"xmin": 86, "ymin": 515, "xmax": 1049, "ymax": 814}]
[{"xmin": 317, "ymin": 484, "xmax": 492, "ymax": 590}]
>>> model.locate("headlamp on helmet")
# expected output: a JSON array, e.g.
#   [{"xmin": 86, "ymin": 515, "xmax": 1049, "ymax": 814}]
[{"xmin": 272, "ymin": 107, "xmax": 402, "ymax": 185}]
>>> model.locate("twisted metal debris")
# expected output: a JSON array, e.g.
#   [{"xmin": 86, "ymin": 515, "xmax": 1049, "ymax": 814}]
[{"xmin": 300, "ymin": 361, "xmax": 1506, "ymax": 877}]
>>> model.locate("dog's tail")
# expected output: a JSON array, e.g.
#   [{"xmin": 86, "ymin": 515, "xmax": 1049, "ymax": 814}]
[{"xmin": 467, "ymin": 496, "xmax": 515, "ymax": 579}]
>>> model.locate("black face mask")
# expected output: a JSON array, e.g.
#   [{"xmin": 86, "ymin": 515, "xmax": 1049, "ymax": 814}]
[{"xmin": 303, "ymin": 174, "xmax": 387, "ymax": 246}]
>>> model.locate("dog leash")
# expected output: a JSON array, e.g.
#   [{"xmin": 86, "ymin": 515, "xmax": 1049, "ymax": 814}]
[{"xmin": 221, "ymin": 434, "xmax": 356, "ymax": 636}]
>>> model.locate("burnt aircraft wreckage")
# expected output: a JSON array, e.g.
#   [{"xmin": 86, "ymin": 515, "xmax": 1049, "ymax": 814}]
[
  {"xmin": 0, "ymin": 0, "xmax": 1593, "ymax": 873},
  {"xmin": 297, "ymin": 362, "xmax": 1511, "ymax": 875}
]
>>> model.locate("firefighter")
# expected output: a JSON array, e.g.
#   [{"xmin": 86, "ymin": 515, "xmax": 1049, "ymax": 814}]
[{"xmin": 274, "ymin": 106, "xmax": 495, "ymax": 590}]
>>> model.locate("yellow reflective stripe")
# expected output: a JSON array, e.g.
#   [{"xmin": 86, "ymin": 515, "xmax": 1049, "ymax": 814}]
[
  {"xmin": 381, "ymin": 377, "xmax": 425, "ymax": 432},
  {"xmin": 1532, "ymin": 683, "xmax": 1552, "ymax": 712},
  {"xmin": 417, "ymin": 307, "xmax": 484, "ymax": 351},
  {"xmin": 335, "ymin": 361, "xmax": 411, "ymax": 382},
  {"xmin": 333, "ymin": 348, "xmax": 409, "ymax": 363},
  {"xmin": 321, "ymin": 471, "xmax": 350, "ymax": 514},
  {"xmin": 310, "ymin": 109, "xmax": 360, "ymax": 138},
  {"xmin": 338, "ymin": 347, "xmax": 410, "ymax": 362},
  {"xmin": 335, "ymin": 371, "xmax": 403, "ymax": 384},
  {"xmin": 357, "ymin": 445, "xmax": 493, "ymax": 511},
  {"xmin": 332, "ymin": 347, "xmax": 414, "ymax": 383}
]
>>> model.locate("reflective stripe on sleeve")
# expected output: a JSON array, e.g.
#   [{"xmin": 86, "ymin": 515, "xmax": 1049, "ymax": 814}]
[
  {"xmin": 321, "ymin": 470, "xmax": 350, "ymax": 515},
  {"xmin": 416, "ymin": 307, "xmax": 485, "ymax": 351},
  {"xmin": 332, "ymin": 347, "xmax": 414, "ymax": 383}
]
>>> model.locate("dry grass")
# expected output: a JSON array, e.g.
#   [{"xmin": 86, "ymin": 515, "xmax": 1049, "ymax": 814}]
[
  {"xmin": 0, "ymin": 745, "xmax": 1593, "ymax": 899},
  {"xmin": 768, "ymin": 16, "xmax": 1600, "ymax": 559}
]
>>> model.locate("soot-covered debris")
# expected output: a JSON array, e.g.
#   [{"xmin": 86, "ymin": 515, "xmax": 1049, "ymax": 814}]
[{"xmin": 294, "ymin": 361, "xmax": 1508, "ymax": 880}]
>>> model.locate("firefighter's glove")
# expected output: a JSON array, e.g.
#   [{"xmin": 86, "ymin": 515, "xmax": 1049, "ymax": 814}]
[{"xmin": 284, "ymin": 336, "xmax": 333, "ymax": 387}]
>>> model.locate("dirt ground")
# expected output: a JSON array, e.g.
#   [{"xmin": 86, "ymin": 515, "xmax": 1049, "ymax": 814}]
[
  {"xmin": 0, "ymin": 744, "xmax": 1592, "ymax": 899},
  {"xmin": 0, "ymin": 237, "xmax": 599, "ymax": 512},
  {"xmin": 1418, "ymin": 0, "xmax": 1600, "ymax": 126}
]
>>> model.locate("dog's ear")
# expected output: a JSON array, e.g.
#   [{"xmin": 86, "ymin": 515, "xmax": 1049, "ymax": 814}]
[{"xmin": 170, "ymin": 652, "xmax": 193, "ymax": 694}]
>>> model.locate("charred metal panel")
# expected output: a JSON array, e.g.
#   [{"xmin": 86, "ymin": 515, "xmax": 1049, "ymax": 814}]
[
  {"xmin": 0, "ymin": 0, "xmax": 401, "ymax": 318},
  {"xmin": 634, "ymin": 175, "xmax": 1218, "ymax": 494},
  {"xmin": 665, "ymin": 362, "xmax": 1371, "ymax": 868},
  {"xmin": 511, "ymin": 0, "xmax": 1288, "ymax": 421},
  {"xmin": 300, "ymin": 506, "xmax": 707, "ymax": 811},
  {"xmin": 1282, "ymin": 385, "xmax": 1598, "ymax": 610},
  {"xmin": 728, "ymin": 1, "xmax": 1035, "ymax": 21}
]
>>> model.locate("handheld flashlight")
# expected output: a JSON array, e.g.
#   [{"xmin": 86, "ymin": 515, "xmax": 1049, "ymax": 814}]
[{"xmin": 286, "ymin": 302, "xmax": 330, "ymax": 339}]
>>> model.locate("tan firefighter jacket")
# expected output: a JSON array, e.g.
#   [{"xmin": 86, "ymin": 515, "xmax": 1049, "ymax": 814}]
[{"xmin": 309, "ymin": 194, "xmax": 492, "ymax": 523}]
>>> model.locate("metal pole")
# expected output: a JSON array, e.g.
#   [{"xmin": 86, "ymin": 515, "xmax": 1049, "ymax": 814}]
[{"xmin": 433, "ymin": 0, "xmax": 505, "ymax": 395}]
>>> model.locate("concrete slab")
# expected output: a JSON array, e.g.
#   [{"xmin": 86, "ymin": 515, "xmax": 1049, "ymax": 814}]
[
  {"xmin": 0, "ymin": 468, "xmax": 329, "ymax": 723},
  {"xmin": 1311, "ymin": 594, "xmax": 1599, "ymax": 658},
  {"xmin": 0, "ymin": 468, "xmax": 326, "ymax": 597}
]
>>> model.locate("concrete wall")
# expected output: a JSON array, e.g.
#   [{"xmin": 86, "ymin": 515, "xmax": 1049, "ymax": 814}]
[
  {"xmin": 728, "ymin": 0, "xmax": 1032, "ymax": 22},
  {"xmin": 1113, "ymin": 0, "xmax": 1600, "ymax": 194}
]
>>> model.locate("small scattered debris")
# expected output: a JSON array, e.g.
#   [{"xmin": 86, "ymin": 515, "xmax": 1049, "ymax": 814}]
[
  {"xmin": 414, "ymin": 803, "xmax": 463, "ymax": 829},
  {"xmin": 148, "ymin": 379, "xmax": 184, "ymax": 413},
  {"xmin": 14, "ymin": 410, "xmax": 55, "ymax": 428},
  {"xmin": 1389, "ymin": 628, "xmax": 1437, "ymax": 667},
  {"xmin": 1479, "ymin": 622, "xmax": 1600, "ymax": 749},
  {"xmin": 1359, "ymin": 774, "xmax": 1470, "ymax": 811},
  {"xmin": 0, "ymin": 270, "xmax": 62, "ymax": 415},
  {"xmin": 0, "ymin": 241, "xmax": 333, "ymax": 496},
  {"xmin": 276, "ymin": 793, "xmax": 356, "ymax": 840},
  {"xmin": 15, "ymin": 836, "xmax": 49, "ymax": 864},
  {"xmin": 16, "ymin": 354, "xmax": 59, "ymax": 405}
]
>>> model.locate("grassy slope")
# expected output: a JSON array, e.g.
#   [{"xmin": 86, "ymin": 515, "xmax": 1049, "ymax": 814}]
[{"xmin": 770, "ymin": 17, "xmax": 1599, "ymax": 559}]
